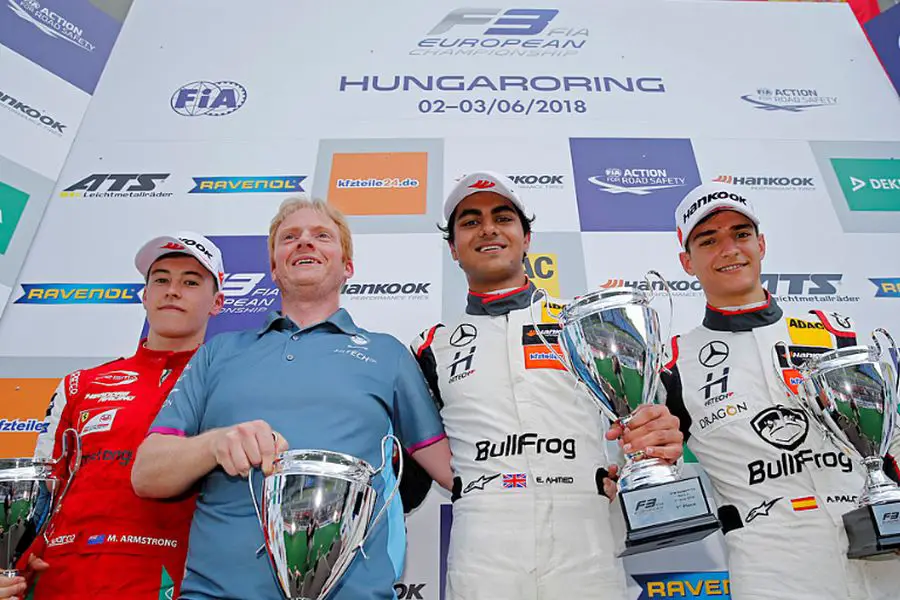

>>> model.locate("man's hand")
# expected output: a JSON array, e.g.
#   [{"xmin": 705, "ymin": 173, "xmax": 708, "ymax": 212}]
[
  {"xmin": 606, "ymin": 405, "xmax": 683, "ymax": 463},
  {"xmin": 598, "ymin": 464, "xmax": 619, "ymax": 502},
  {"xmin": 0, "ymin": 554, "xmax": 49, "ymax": 599},
  {"xmin": 210, "ymin": 420, "xmax": 289, "ymax": 477}
]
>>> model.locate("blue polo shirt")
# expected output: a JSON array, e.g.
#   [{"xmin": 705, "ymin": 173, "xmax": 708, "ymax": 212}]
[{"xmin": 149, "ymin": 309, "xmax": 445, "ymax": 600}]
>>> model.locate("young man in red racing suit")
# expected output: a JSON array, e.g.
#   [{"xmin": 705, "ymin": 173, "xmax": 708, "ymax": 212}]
[{"xmin": 0, "ymin": 232, "xmax": 224, "ymax": 600}]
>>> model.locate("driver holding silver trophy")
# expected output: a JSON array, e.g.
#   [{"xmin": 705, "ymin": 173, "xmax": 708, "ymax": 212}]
[
  {"xmin": 406, "ymin": 171, "xmax": 685, "ymax": 599},
  {"xmin": 661, "ymin": 182, "xmax": 900, "ymax": 600}
]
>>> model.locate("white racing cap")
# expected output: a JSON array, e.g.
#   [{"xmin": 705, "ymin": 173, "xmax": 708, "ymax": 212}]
[
  {"xmin": 675, "ymin": 183, "xmax": 760, "ymax": 249},
  {"xmin": 134, "ymin": 231, "xmax": 225, "ymax": 288},
  {"xmin": 443, "ymin": 171, "xmax": 531, "ymax": 223}
]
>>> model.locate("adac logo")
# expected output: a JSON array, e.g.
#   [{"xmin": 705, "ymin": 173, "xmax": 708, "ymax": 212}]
[
  {"xmin": 871, "ymin": 278, "xmax": 900, "ymax": 298},
  {"xmin": 589, "ymin": 166, "xmax": 686, "ymax": 196},
  {"xmin": 712, "ymin": 174, "xmax": 815, "ymax": 191},
  {"xmin": 740, "ymin": 87, "xmax": 838, "ymax": 112},
  {"xmin": 171, "ymin": 81, "xmax": 247, "ymax": 117},
  {"xmin": 751, "ymin": 405, "xmax": 808, "ymax": 451},
  {"xmin": 0, "ymin": 88, "xmax": 66, "ymax": 134},
  {"xmin": 8, "ymin": 0, "xmax": 96, "ymax": 52},
  {"xmin": 525, "ymin": 253, "xmax": 560, "ymax": 322},
  {"xmin": 60, "ymin": 174, "xmax": 172, "ymax": 199},
  {"xmin": 189, "ymin": 176, "xmax": 306, "ymax": 194},
  {"xmin": 414, "ymin": 8, "xmax": 588, "ymax": 58},
  {"xmin": 632, "ymin": 571, "xmax": 730, "ymax": 599},
  {"xmin": 328, "ymin": 151, "xmax": 427, "ymax": 216},
  {"xmin": 15, "ymin": 283, "xmax": 144, "ymax": 304}
]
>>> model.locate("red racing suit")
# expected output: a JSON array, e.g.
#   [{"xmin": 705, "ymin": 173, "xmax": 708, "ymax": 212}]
[{"xmin": 23, "ymin": 343, "xmax": 197, "ymax": 600}]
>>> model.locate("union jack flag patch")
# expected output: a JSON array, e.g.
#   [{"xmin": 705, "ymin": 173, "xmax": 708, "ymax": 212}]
[{"xmin": 502, "ymin": 473, "xmax": 527, "ymax": 489}]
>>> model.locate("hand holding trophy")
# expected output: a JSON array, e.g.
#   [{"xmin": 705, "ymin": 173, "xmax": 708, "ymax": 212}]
[
  {"xmin": 532, "ymin": 272, "xmax": 719, "ymax": 555},
  {"xmin": 778, "ymin": 328, "xmax": 900, "ymax": 559}
]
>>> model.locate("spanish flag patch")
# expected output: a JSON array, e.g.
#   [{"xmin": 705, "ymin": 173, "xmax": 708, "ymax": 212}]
[{"xmin": 791, "ymin": 496, "xmax": 819, "ymax": 512}]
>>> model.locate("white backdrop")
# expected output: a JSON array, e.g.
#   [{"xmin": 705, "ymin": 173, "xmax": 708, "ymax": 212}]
[{"xmin": 2, "ymin": 1, "xmax": 900, "ymax": 598}]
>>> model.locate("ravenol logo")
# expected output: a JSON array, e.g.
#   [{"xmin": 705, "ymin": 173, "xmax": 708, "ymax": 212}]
[
  {"xmin": 871, "ymin": 278, "xmax": 900, "ymax": 298},
  {"xmin": 632, "ymin": 571, "xmax": 731, "ymax": 599},
  {"xmin": 189, "ymin": 176, "xmax": 306, "ymax": 194},
  {"xmin": 414, "ymin": 8, "xmax": 588, "ymax": 57},
  {"xmin": 830, "ymin": 159, "xmax": 900, "ymax": 212},
  {"xmin": 171, "ymin": 81, "xmax": 247, "ymax": 117},
  {"xmin": 15, "ymin": 284, "xmax": 143, "ymax": 304}
]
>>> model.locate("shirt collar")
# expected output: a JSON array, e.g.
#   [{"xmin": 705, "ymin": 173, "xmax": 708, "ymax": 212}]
[
  {"xmin": 257, "ymin": 308, "xmax": 361, "ymax": 336},
  {"xmin": 466, "ymin": 279, "xmax": 537, "ymax": 317},
  {"xmin": 703, "ymin": 292, "xmax": 783, "ymax": 332},
  {"xmin": 134, "ymin": 339, "xmax": 196, "ymax": 368}
]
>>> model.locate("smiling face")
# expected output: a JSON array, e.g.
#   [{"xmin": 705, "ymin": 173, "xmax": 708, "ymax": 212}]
[
  {"xmin": 270, "ymin": 207, "xmax": 353, "ymax": 299},
  {"xmin": 679, "ymin": 210, "xmax": 767, "ymax": 307},
  {"xmin": 449, "ymin": 192, "xmax": 530, "ymax": 293},
  {"xmin": 142, "ymin": 254, "xmax": 223, "ymax": 340}
]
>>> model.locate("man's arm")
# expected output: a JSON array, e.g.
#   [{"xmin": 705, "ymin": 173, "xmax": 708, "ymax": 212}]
[{"xmin": 392, "ymin": 335, "xmax": 452, "ymax": 505}]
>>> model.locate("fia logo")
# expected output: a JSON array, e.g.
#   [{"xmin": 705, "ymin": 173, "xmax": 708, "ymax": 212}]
[{"xmin": 171, "ymin": 81, "xmax": 247, "ymax": 117}]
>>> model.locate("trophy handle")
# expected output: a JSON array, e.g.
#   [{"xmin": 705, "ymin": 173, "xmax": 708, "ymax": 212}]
[
  {"xmin": 643, "ymin": 270, "xmax": 674, "ymax": 352},
  {"xmin": 872, "ymin": 328, "xmax": 899, "ymax": 388},
  {"xmin": 528, "ymin": 287, "xmax": 573, "ymax": 374},
  {"xmin": 358, "ymin": 434, "xmax": 403, "ymax": 559},
  {"xmin": 43, "ymin": 427, "xmax": 82, "ymax": 542}
]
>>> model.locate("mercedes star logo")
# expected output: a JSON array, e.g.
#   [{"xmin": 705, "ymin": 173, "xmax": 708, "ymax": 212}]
[
  {"xmin": 699, "ymin": 341, "xmax": 729, "ymax": 368},
  {"xmin": 450, "ymin": 323, "xmax": 478, "ymax": 347}
]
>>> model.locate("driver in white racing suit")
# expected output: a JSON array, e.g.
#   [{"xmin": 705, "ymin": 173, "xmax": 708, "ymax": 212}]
[
  {"xmin": 409, "ymin": 171, "xmax": 685, "ymax": 599},
  {"xmin": 662, "ymin": 182, "xmax": 900, "ymax": 600}
]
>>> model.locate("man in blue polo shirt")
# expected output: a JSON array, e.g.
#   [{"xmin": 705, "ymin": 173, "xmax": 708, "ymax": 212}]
[{"xmin": 131, "ymin": 197, "xmax": 453, "ymax": 600}]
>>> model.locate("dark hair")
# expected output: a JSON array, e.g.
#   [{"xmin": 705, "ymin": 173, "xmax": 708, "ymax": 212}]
[
  {"xmin": 438, "ymin": 204, "xmax": 535, "ymax": 245},
  {"xmin": 685, "ymin": 213, "xmax": 759, "ymax": 254}
]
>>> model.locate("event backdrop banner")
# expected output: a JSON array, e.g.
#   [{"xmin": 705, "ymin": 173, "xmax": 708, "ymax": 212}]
[{"xmin": 1, "ymin": 1, "xmax": 900, "ymax": 599}]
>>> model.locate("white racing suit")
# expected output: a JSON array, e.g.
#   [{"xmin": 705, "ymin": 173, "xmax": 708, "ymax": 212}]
[
  {"xmin": 411, "ymin": 281, "xmax": 627, "ymax": 600},
  {"xmin": 663, "ymin": 296, "xmax": 900, "ymax": 600}
]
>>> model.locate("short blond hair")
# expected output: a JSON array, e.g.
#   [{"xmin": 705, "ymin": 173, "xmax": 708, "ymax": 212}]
[{"xmin": 268, "ymin": 196, "xmax": 354, "ymax": 265}]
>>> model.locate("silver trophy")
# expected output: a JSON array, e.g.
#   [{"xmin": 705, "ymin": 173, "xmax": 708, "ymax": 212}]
[
  {"xmin": 782, "ymin": 329, "xmax": 900, "ymax": 558},
  {"xmin": 532, "ymin": 272, "xmax": 719, "ymax": 555},
  {"xmin": 250, "ymin": 436, "xmax": 402, "ymax": 599},
  {"xmin": 0, "ymin": 428, "xmax": 80, "ymax": 576}
]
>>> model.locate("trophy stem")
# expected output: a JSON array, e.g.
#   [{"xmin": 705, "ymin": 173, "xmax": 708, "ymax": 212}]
[
  {"xmin": 618, "ymin": 456, "xmax": 680, "ymax": 491},
  {"xmin": 859, "ymin": 456, "xmax": 900, "ymax": 507},
  {"xmin": 1, "ymin": 569, "xmax": 19, "ymax": 578}
]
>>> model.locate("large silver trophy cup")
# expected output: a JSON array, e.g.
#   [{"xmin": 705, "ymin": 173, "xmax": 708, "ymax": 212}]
[
  {"xmin": 251, "ymin": 436, "xmax": 402, "ymax": 599},
  {"xmin": 784, "ymin": 329, "xmax": 900, "ymax": 558},
  {"xmin": 0, "ymin": 428, "xmax": 80, "ymax": 576},
  {"xmin": 532, "ymin": 273, "xmax": 719, "ymax": 555}
]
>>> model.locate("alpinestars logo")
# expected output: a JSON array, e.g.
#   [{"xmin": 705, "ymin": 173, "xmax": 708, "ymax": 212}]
[
  {"xmin": 747, "ymin": 405, "xmax": 853, "ymax": 485},
  {"xmin": 463, "ymin": 473, "xmax": 500, "ymax": 494},
  {"xmin": 745, "ymin": 497, "xmax": 781, "ymax": 523}
]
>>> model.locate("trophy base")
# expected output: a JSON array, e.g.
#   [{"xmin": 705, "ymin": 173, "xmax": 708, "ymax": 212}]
[
  {"xmin": 844, "ymin": 501, "xmax": 900, "ymax": 560},
  {"xmin": 617, "ymin": 476, "xmax": 720, "ymax": 557}
]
